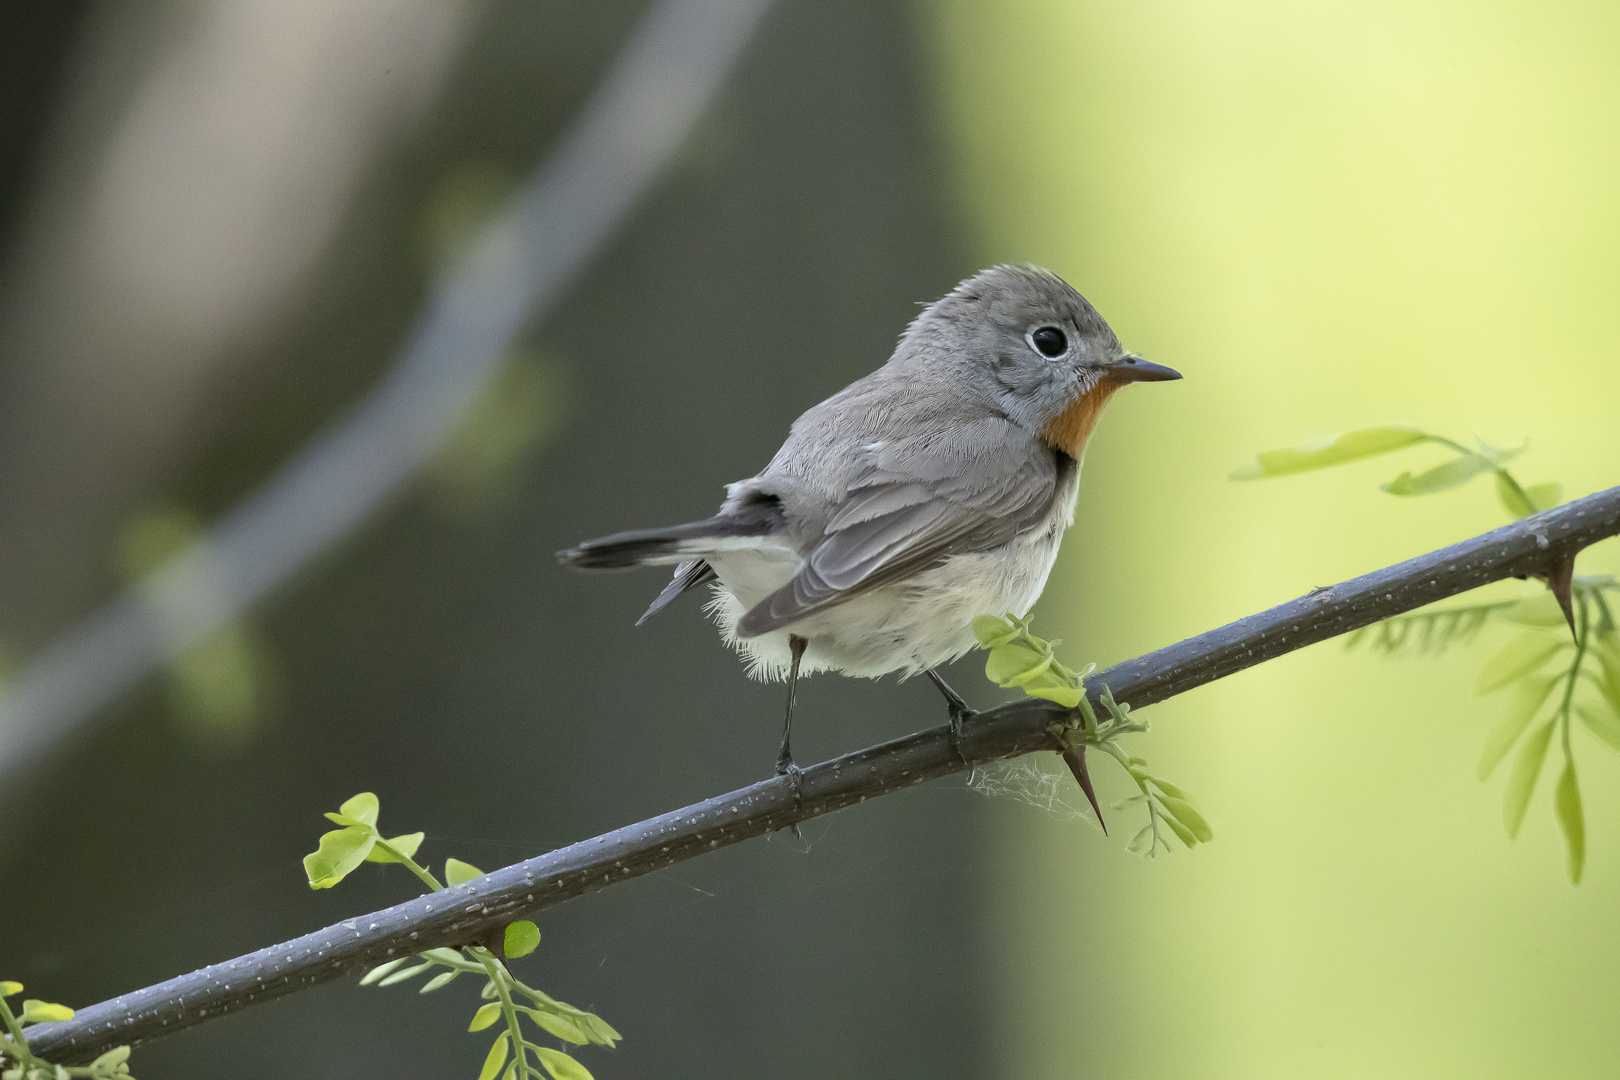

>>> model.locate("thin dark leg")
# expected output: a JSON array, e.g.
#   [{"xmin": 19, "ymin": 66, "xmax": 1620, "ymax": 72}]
[
  {"xmin": 776, "ymin": 634, "xmax": 808, "ymax": 778},
  {"xmin": 926, "ymin": 668, "xmax": 977, "ymax": 778}
]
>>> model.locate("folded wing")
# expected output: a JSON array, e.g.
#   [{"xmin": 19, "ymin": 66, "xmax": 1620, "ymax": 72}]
[{"xmin": 736, "ymin": 423, "xmax": 1066, "ymax": 637}]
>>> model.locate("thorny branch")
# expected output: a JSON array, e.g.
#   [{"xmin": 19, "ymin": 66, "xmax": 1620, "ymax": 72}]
[{"xmin": 25, "ymin": 486, "xmax": 1620, "ymax": 1064}]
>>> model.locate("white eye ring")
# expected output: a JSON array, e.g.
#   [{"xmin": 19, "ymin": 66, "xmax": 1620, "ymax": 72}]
[{"xmin": 1027, "ymin": 325, "xmax": 1069, "ymax": 359}]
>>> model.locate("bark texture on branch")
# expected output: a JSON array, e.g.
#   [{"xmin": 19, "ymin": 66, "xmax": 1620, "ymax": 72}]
[{"xmin": 26, "ymin": 486, "xmax": 1620, "ymax": 1063}]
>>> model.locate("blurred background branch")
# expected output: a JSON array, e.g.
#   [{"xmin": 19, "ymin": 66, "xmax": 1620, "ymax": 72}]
[
  {"xmin": 0, "ymin": 0, "xmax": 772, "ymax": 789},
  {"xmin": 26, "ymin": 485, "xmax": 1620, "ymax": 1065}
]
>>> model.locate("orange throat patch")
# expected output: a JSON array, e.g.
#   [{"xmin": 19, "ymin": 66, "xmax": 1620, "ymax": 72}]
[{"xmin": 1041, "ymin": 375, "xmax": 1126, "ymax": 459}]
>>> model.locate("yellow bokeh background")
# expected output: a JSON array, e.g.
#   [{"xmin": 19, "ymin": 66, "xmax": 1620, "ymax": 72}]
[{"xmin": 925, "ymin": 3, "xmax": 1620, "ymax": 1076}]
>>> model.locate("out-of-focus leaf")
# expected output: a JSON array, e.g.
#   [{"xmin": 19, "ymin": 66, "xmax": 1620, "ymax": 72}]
[
  {"xmin": 1592, "ymin": 634, "xmax": 1620, "ymax": 717},
  {"xmin": 1555, "ymin": 761, "xmax": 1584, "ymax": 885},
  {"xmin": 90, "ymin": 1046, "xmax": 131, "ymax": 1070},
  {"xmin": 536, "ymin": 1046, "xmax": 595, "ymax": 1080},
  {"xmin": 1497, "ymin": 593, "xmax": 1569, "ymax": 627},
  {"xmin": 469, "ymin": 1002, "xmax": 503, "ymax": 1032},
  {"xmin": 339, "ymin": 792, "xmax": 380, "ymax": 827},
  {"xmin": 1474, "ymin": 631, "xmax": 1564, "ymax": 694},
  {"xmin": 1474, "ymin": 438, "xmax": 1527, "ymax": 465},
  {"xmin": 1524, "ymin": 482, "xmax": 1563, "ymax": 512},
  {"xmin": 376, "ymin": 961, "xmax": 433, "ymax": 987},
  {"xmin": 1496, "ymin": 473, "xmax": 1536, "ymax": 518},
  {"xmin": 478, "ymin": 1031, "xmax": 511, "ymax": 1080},
  {"xmin": 303, "ymin": 826, "xmax": 375, "ymax": 889},
  {"xmin": 1502, "ymin": 720, "xmax": 1556, "ymax": 838},
  {"xmin": 1155, "ymin": 794, "xmax": 1214, "ymax": 843},
  {"xmin": 528, "ymin": 1010, "xmax": 589, "ymax": 1045},
  {"xmin": 359, "ymin": 958, "xmax": 409, "ymax": 986},
  {"xmin": 1126, "ymin": 825, "xmax": 1155, "ymax": 855},
  {"xmin": 1230, "ymin": 426, "xmax": 1428, "ymax": 479},
  {"xmin": 20, "ymin": 999, "xmax": 74, "ymax": 1023},
  {"xmin": 366, "ymin": 832, "xmax": 425, "ymax": 864},
  {"xmin": 1157, "ymin": 810, "xmax": 1197, "ymax": 848},
  {"xmin": 1381, "ymin": 453, "xmax": 1493, "ymax": 496},
  {"xmin": 1478, "ymin": 675, "xmax": 1556, "ymax": 780},
  {"xmin": 421, "ymin": 948, "xmax": 465, "ymax": 965},
  {"xmin": 445, "ymin": 858, "xmax": 484, "ymax": 886},
  {"xmin": 168, "ymin": 624, "xmax": 264, "ymax": 750},
  {"xmin": 580, "ymin": 1012, "xmax": 622, "ymax": 1045},
  {"xmin": 503, "ymin": 921, "xmax": 541, "ymax": 959},
  {"xmin": 1576, "ymin": 706, "xmax": 1620, "ymax": 754},
  {"xmin": 419, "ymin": 971, "xmax": 458, "ymax": 993},
  {"xmin": 0, "ymin": 980, "xmax": 21, "ymax": 996}
]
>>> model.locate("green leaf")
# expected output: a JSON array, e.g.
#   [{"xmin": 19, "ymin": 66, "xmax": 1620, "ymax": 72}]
[
  {"xmin": 303, "ymin": 825, "xmax": 376, "ymax": 889},
  {"xmin": 1126, "ymin": 825, "xmax": 1155, "ymax": 855},
  {"xmin": 1576, "ymin": 706, "xmax": 1620, "ymax": 754},
  {"xmin": 1524, "ymin": 482, "xmax": 1563, "ymax": 512},
  {"xmin": 90, "ymin": 1046, "xmax": 131, "ymax": 1070},
  {"xmin": 1381, "ymin": 453, "xmax": 1493, "ymax": 496},
  {"xmin": 536, "ymin": 1046, "xmax": 595, "ymax": 1080},
  {"xmin": 421, "ymin": 947, "xmax": 467, "ymax": 965},
  {"xmin": 1474, "ymin": 631, "xmax": 1564, "ymax": 694},
  {"xmin": 971, "ymin": 614, "xmax": 1021, "ymax": 647},
  {"xmin": 339, "ymin": 792, "xmax": 380, "ymax": 827},
  {"xmin": 20, "ymin": 999, "xmax": 74, "ymax": 1023},
  {"xmin": 503, "ymin": 921, "xmax": 541, "ymax": 959},
  {"xmin": 527, "ymin": 1009, "xmax": 589, "ymax": 1045},
  {"xmin": 1155, "ymin": 794, "xmax": 1214, "ymax": 843},
  {"xmin": 1496, "ymin": 472, "xmax": 1536, "ymax": 518},
  {"xmin": 366, "ymin": 832, "xmax": 426, "ymax": 864},
  {"xmin": 419, "ymin": 971, "xmax": 458, "ymax": 993},
  {"xmin": 1157, "ymin": 809, "xmax": 1198, "ymax": 848},
  {"xmin": 478, "ymin": 1031, "xmax": 511, "ymax": 1080},
  {"xmin": 469, "ymin": 1002, "xmax": 503, "ymax": 1032},
  {"xmin": 1592, "ymin": 634, "xmax": 1620, "ymax": 718},
  {"xmin": 975, "ymin": 616, "xmax": 1085, "ymax": 708},
  {"xmin": 1477, "ymin": 675, "xmax": 1557, "ymax": 780},
  {"xmin": 445, "ymin": 858, "xmax": 484, "ymax": 886},
  {"xmin": 1230, "ymin": 426, "xmax": 1428, "ymax": 479},
  {"xmin": 1473, "ymin": 437, "xmax": 1527, "ymax": 466},
  {"xmin": 376, "ymin": 961, "xmax": 433, "ymax": 987},
  {"xmin": 1555, "ymin": 761, "xmax": 1585, "ymax": 885},
  {"xmin": 1502, "ymin": 719, "xmax": 1556, "ymax": 839},
  {"xmin": 579, "ymin": 1012, "xmax": 622, "ymax": 1046},
  {"xmin": 359, "ymin": 958, "xmax": 409, "ymax": 986},
  {"xmin": 1496, "ymin": 593, "xmax": 1569, "ymax": 627},
  {"xmin": 0, "ymin": 980, "xmax": 21, "ymax": 996}
]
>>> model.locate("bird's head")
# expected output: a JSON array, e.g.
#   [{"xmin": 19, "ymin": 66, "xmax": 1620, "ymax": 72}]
[{"xmin": 901, "ymin": 264, "xmax": 1181, "ymax": 458}]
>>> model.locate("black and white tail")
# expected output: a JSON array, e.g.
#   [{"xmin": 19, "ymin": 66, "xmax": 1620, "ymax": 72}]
[{"xmin": 556, "ymin": 496, "xmax": 784, "ymax": 623}]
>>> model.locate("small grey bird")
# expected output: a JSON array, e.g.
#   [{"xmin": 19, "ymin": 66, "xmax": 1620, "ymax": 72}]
[{"xmin": 559, "ymin": 265, "xmax": 1179, "ymax": 790}]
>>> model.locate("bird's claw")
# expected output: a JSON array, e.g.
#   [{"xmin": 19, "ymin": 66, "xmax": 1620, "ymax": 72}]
[{"xmin": 775, "ymin": 757, "xmax": 805, "ymax": 838}]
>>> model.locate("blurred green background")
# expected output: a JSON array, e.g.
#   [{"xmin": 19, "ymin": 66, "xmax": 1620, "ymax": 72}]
[
  {"xmin": 0, "ymin": 1, "xmax": 1617, "ymax": 1077},
  {"xmin": 928, "ymin": 1, "xmax": 1620, "ymax": 1076}
]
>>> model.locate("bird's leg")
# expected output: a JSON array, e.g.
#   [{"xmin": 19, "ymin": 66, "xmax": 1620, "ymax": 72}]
[
  {"xmin": 926, "ymin": 668, "xmax": 978, "ymax": 781},
  {"xmin": 776, "ymin": 635, "xmax": 809, "ymax": 788}
]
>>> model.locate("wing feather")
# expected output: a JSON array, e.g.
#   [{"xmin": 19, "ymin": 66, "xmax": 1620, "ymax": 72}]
[{"xmin": 736, "ymin": 429, "xmax": 1067, "ymax": 638}]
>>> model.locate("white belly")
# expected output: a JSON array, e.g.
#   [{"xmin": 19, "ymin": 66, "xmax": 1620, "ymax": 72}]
[{"xmin": 703, "ymin": 525, "xmax": 1065, "ymax": 682}]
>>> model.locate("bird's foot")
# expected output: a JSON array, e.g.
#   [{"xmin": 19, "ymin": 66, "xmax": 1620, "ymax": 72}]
[
  {"xmin": 775, "ymin": 753, "xmax": 805, "ymax": 838},
  {"xmin": 926, "ymin": 669, "xmax": 978, "ymax": 781}
]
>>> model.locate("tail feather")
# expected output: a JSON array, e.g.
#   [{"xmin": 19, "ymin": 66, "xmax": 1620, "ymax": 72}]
[
  {"xmin": 637, "ymin": 560, "xmax": 717, "ymax": 624},
  {"xmin": 556, "ymin": 496, "xmax": 784, "ymax": 571}
]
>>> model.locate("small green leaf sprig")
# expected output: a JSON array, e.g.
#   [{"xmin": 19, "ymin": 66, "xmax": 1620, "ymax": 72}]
[
  {"xmin": 971, "ymin": 615, "xmax": 1213, "ymax": 855},
  {"xmin": 304, "ymin": 794, "xmax": 618, "ymax": 1080},
  {"xmin": 1234, "ymin": 424, "xmax": 1620, "ymax": 882},
  {"xmin": 1, "ymin": 982, "xmax": 133, "ymax": 1080}
]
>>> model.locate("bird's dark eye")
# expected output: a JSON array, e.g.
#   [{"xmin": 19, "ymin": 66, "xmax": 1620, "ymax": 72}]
[{"xmin": 1030, "ymin": 326, "xmax": 1067, "ymax": 357}]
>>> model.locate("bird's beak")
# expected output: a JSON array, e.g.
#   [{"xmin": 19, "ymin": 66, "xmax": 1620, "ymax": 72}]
[{"xmin": 1104, "ymin": 356, "xmax": 1182, "ymax": 383}]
